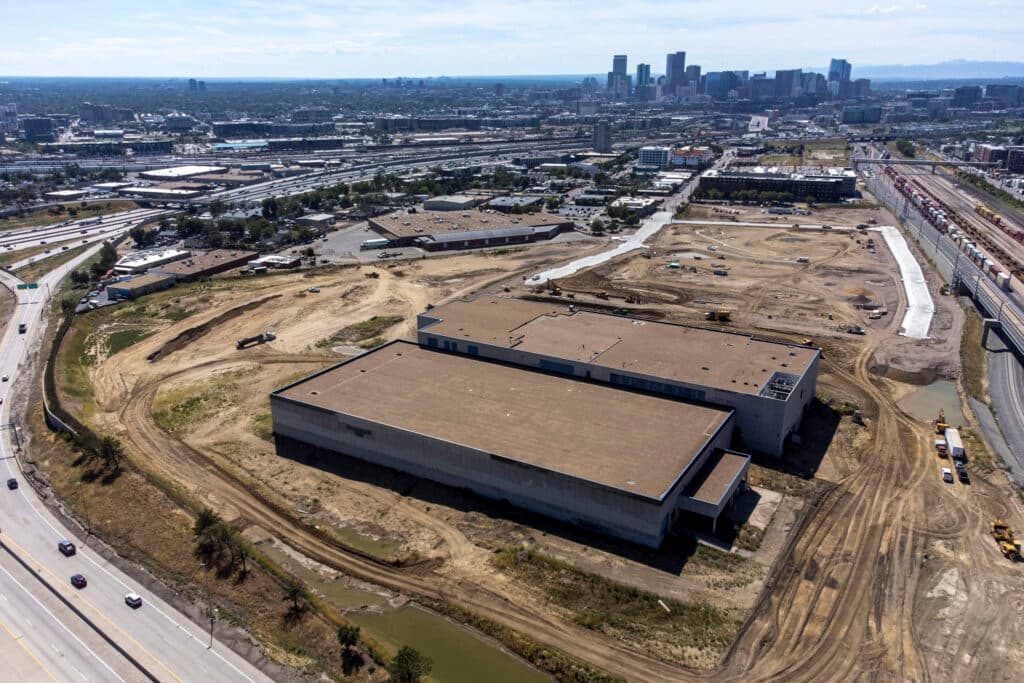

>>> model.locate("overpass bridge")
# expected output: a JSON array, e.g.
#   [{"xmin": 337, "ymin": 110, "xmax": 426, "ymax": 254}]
[{"xmin": 852, "ymin": 157, "xmax": 1000, "ymax": 173}]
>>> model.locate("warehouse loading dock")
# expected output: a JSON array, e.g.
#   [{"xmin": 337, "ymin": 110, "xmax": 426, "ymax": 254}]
[{"xmin": 271, "ymin": 341, "xmax": 747, "ymax": 548}]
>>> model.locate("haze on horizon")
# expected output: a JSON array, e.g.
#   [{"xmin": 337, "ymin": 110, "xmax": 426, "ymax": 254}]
[{"xmin": 2, "ymin": 0, "xmax": 1022, "ymax": 79}]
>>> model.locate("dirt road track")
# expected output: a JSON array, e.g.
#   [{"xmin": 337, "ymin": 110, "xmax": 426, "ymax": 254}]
[
  {"xmin": 85, "ymin": 284, "xmax": 1024, "ymax": 679},
  {"xmin": 116, "ymin": 354, "xmax": 690, "ymax": 681}
]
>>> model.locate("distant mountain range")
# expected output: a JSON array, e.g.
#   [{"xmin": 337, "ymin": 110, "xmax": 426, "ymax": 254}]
[{"xmin": 852, "ymin": 60, "xmax": 1024, "ymax": 81}]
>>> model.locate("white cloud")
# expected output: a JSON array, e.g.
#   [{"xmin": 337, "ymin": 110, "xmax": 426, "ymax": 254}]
[{"xmin": 0, "ymin": 0, "xmax": 1020, "ymax": 77}]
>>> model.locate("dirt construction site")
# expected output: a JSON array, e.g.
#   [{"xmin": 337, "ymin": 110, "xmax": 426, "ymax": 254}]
[{"xmin": 44, "ymin": 200, "xmax": 1024, "ymax": 681}]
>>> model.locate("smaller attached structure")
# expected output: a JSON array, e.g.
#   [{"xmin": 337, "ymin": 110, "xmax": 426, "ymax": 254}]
[
  {"xmin": 422, "ymin": 195, "xmax": 479, "ymax": 211},
  {"xmin": 106, "ymin": 273, "xmax": 175, "ymax": 299}
]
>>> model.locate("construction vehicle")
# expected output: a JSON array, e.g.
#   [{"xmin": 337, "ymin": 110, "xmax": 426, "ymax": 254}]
[
  {"xmin": 990, "ymin": 520, "xmax": 1022, "ymax": 559},
  {"xmin": 935, "ymin": 409, "xmax": 950, "ymax": 435},
  {"xmin": 595, "ymin": 291, "xmax": 609, "ymax": 300},
  {"xmin": 1000, "ymin": 540, "xmax": 1022, "ymax": 560},
  {"xmin": 800, "ymin": 338, "xmax": 815, "ymax": 347},
  {"xmin": 705, "ymin": 309, "xmax": 732, "ymax": 322},
  {"xmin": 992, "ymin": 519, "xmax": 1013, "ymax": 542},
  {"xmin": 236, "ymin": 332, "xmax": 277, "ymax": 350},
  {"xmin": 852, "ymin": 410, "xmax": 865, "ymax": 425}
]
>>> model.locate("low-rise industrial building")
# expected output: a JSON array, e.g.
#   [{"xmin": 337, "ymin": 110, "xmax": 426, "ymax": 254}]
[
  {"xmin": 699, "ymin": 168, "xmax": 857, "ymax": 202},
  {"xmin": 487, "ymin": 196, "xmax": 545, "ymax": 213},
  {"xmin": 152, "ymin": 249, "xmax": 259, "ymax": 280},
  {"xmin": 106, "ymin": 273, "xmax": 175, "ymax": 299},
  {"xmin": 368, "ymin": 209, "xmax": 574, "ymax": 251},
  {"xmin": 249, "ymin": 254, "xmax": 302, "ymax": 269},
  {"xmin": 113, "ymin": 248, "xmax": 191, "ymax": 275},
  {"xmin": 44, "ymin": 189, "xmax": 90, "ymax": 201},
  {"xmin": 116, "ymin": 186, "xmax": 205, "ymax": 201},
  {"xmin": 417, "ymin": 297, "xmax": 820, "ymax": 456},
  {"xmin": 422, "ymin": 195, "xmax": 480, "ymax": 211},
  {"xmin": 271, "ymin": 341, "xmax": 748, "ymax": 548},
  {"xmin": 139, "ymin": 165, "xmax": 227, "ymax": 180},
  {"xmin": 296, "ymin": 213, "xmax": 336, "ymax": 229}
]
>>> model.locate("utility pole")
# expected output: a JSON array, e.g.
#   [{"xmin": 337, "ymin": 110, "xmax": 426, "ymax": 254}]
[
  {"xmin": 75, "ymin": 485, "xmax": 92, "ymax": 542},
  {"xmin": 200, "ymin": 563, "xmax": 214, "ymax": 648}
]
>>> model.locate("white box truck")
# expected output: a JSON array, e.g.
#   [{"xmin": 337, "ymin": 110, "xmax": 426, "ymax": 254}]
[{"xmin": 944, "ymin": 428, "xmax": 964, "ymax": 460}]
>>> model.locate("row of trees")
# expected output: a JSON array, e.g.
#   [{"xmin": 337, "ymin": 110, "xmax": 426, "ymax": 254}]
[
  {"xmin": 895, "ymin": 139, "xmax": 916, "ymax": 158},
  {"xmin": 693, "ymin": 188, "xmax": 807, "ymax": 204},
  {"xmin": 69, "ymin": 241, "xmax": 118, "ymax": 285},
  {"xmin": 192, "ymin": 506, "xmax": 432, "ymax": 680}
]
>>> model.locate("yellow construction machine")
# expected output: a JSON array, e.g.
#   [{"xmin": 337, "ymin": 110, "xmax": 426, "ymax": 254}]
[
  {"xmin": 991, "ymin": 520, "xmax": 1022, "ymax": 561},
  {"xmin": 705, "ymin": 309, "xmax": 732, "ymax": 322}
]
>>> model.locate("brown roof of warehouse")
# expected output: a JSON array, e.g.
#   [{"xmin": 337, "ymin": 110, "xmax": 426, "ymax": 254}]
[
  {"xmin": 421, "ymin": 297, "xmax": 818, "ymax": 396},
  {"xmin": 153, "ymin": 249, "xmax": 258, "ymax": 277},
  {"xmin": 275, "ymin": 341, "xmax": 731, "ymax": 500},
  {"xmin": 110, "ymin": 273, "xmax": 174, "ymax": 292},
  {"xmin": 370, "ymin": 209, "xmax": 572, "ymax": 240}
]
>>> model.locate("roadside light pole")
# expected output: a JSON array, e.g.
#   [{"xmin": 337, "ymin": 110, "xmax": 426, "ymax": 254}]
[
  {"xmin": 200, "ymin": 562, "xmax": 214, "ymax": 648},
  {"xmin": 75, "ymin": 484, "xmax": 92, "ymax": 542}
]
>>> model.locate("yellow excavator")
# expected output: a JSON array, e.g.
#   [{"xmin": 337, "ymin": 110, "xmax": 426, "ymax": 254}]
[
  {"xmin": 935, "ymin": 409, "xmax": 949, "ymax": 435},
  {"xmin": 991, "ymin": 520, "xmax": 1022, "ymax": 561}
]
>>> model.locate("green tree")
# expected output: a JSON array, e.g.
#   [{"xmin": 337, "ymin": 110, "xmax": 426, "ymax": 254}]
[
  {"xmin": 209, "ymin": 200, "xmax": 227, "ymax": 218},
  {"xmin": 388, "ymin": 646, "xmax": 432, "ymax": 683},
  {"xmin": 193, "ymin": 507, "xmax": 223, "ymax": 540},
  {"xmin": 282, "ymin": 577, "xmax": 307, "ymax": 616},
  {"xmin": 95, "ymin": 435, "xmax": 125, "ymax": 472},
  {"xmin": 261, "ymin": 197, "xmax": 279, "ymax": 220},
  {"xmin": 336, "ymin": 624, "xmax": 360, "ymax": 653}
]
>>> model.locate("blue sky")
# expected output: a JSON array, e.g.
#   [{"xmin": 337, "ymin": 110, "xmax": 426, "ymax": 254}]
[{"xmin": 1, "ymin": 0, "xmax": 1022, "ymax": 78}]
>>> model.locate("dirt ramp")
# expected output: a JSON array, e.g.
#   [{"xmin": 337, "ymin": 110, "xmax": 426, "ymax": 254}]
[{"xmin": 147, "ymin": 294, "xmax": 283, "ymax": 363}]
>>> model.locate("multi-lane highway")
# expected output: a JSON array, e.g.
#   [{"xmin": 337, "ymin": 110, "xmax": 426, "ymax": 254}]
[{"xmin": 0, "ymin": 246, "xmax": 270, "ymax": 682}]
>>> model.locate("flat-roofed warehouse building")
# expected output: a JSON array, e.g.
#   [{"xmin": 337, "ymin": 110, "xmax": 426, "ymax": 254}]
[
  {"xmin": 368, "ymin": 209, "xmax": 574, "ymax": 251},
  {"xmin": 152, "ymin": 249, "xmax": 259, "ymax": 281},
  {"xmin": 699, "ymin": 168, "xmax": 857, "ymax": 202},
  {"xmin": 271, "ymin": 341, "xmax": 746, "ymax": 547},
  {"xmin": 417, "ymin": 297, "xmax": 820, "ymax": 456}
]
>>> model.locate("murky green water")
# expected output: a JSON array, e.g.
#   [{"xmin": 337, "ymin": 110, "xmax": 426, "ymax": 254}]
[
  {"xmin": 349, "ymin": 605, "xmax": 550, "ymax": 683},
  {"xmin": 259, "ymin": 543, "xmax": 548, "ymax": 682},
  {"xmin": 898, "ymin": 380, "xmax": 966, "ymax": 427},
  {"xmin": 259, "ymin": 542, "xmax": 389, "ymax": 609}
]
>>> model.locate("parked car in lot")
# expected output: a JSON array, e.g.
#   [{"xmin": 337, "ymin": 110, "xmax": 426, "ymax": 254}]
[
  {"xmin": 124, "ymin": 593, "xmax": 143, "ymax": 609},
  {"xmin": 941, "ymin": 467, "xmax": 953, "ymax": 483},
  {"xmin": 58, "ymin": 540, "xmax": 77, "ymax": 556},
  {"xmin": 71, "ymin": 574, "xmax": 88, "ymax": 589},
  {"xmin": 6, "ymin": 478, "xmax": 17, "ymax": 490}
]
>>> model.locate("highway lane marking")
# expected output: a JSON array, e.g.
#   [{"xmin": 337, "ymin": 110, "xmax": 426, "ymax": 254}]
[
  {"xmin": 0, "ymin": 561, "xmax": 125, "ymax": 683},
  {"xmin": 1, "ymin": 535, "xmax": 176, "ymax": 683},
  {"xmin": 0, "ymin": 412, "xmax": 258, "ymax": 682},
  {"xmin": 0, "ymin": 610, "xmax": 61, "ymax": 683}
]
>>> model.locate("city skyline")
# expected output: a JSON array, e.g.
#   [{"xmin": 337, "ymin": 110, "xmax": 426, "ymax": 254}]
[{"xmin": 1, "ymin": 0, "xmax": 1022, "ymax": 79}]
